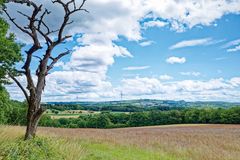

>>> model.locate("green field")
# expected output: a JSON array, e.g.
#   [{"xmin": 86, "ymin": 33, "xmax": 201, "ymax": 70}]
[
  {"xmin": 46, "ymin": 109, "xmax": 129, "ymax": 119},
  {"xmin": 46, "ymin": 109, "xmax": 99, "ymax": 119}
]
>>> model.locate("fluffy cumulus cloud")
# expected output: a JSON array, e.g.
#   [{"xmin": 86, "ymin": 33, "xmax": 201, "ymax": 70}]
[
  {"xmin": 230, "ymin": 77, "xmax": 240, "ymax": 87},
  {"xmin": 117, "ymin": 77, "xmax": 240, "ymax": 101},
  {"xmin": 6, "ymin": 0, "xmax": 240, "ymax": 43},
  {"xmin": 166, "ymin": 57, "xmax": 186, "ymax": 64},
  {"xmin": 144, "ymin": 0, "xmax": 240, "ymax": 32},
  {"xmin": 143, "ymin": 20, "xmax": 168, "ymax": 29},
  {"xmin": 7, "ymin": 75, "xmax": 240, "ymax": 102},
  {"xmin": 64, "ymin": 43, "xmax": 132, "ymax": 73},
  {"xmin": 4, "ymin": 0, "xmax": 240, "ymax": 101}
]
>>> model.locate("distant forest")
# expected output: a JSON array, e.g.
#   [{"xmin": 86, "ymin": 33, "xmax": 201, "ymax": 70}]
[
  {"xmin": 39, "ymin": 107, "xmax": 240, "ymax": 128},
  {"xmin": 44, "ymin": 99, "xmax": 240, "ymax": 112},
  {"xmin": 1, "ymin": 102, "xmax": 240, "ymax": 129},
  {"xmin": 1, "ymin": 86, "xmax": 240, "ymax": 128}
]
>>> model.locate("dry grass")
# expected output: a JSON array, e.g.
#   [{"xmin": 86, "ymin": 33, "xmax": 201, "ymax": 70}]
[
  {"xmin": 39, "ymin": 124, "xmax": 240, "ymax": 160},
  {"xmin": 1, "ymin": 124, "xmax": 240, "ymax": 160}
]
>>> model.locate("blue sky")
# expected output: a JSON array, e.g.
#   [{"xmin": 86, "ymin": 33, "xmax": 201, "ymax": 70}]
[
  {"xmin": 111, "ymin": 14, "xmax": 240, "ymax": 81},
  {"xmin": 5, "ymin": 0, "xmax": 240, "ymax": 102}
]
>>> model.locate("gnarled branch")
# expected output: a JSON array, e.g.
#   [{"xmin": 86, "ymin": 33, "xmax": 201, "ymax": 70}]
[
  {"xmin": 53, "ymin": 0, "xmax": 88, "ymax": 44},
  {"xmin": 47, "ymin": 49, "xmax": 71, "ymax": 72},
  {"xmin": 8, "ymin": 73, "xmax": 29, "ymax": 103}
]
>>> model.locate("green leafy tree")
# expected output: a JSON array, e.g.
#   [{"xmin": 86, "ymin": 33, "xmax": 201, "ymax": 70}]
[
  {"xmin": 0, "ymin": 86, "xmax": 10, "ymax": 124},
  {"xmin": 184, "ymin": 109, "xmax": 200, "ymax": 123},
  {"xmin": 128, "ymin": 112, "xmax": 150, "ymax": 127},
  {"xmin": 0, "ymin": 1, "xmax": 22, "ymax": 124},
  {"xmin": 198, "ymin": 109, "xmax": 211, "ymax": 123},
  {"xmin": 95, "ymin": 113, "xmax": 112, "ymax": 128},
  {"xmin": 0, "ymin": 17, "xmax": 21, "ymax": 84}
]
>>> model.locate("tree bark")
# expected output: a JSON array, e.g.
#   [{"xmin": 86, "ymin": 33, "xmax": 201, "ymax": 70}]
[
  {"xmin": 24, "ymin": 102, "xmax": 44, "ymax": 140},
  {"xmin": 25, "ymin": 116, "xmax": 38, "ymax": 140}
]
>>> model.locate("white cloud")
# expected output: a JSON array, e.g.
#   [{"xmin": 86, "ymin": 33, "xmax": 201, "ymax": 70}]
[
  {"xmin": 172, "ymin": 78, "xmax": 231, "ymax": 92},
  {"xmin": 180, "ymin": 72, "xmax": 201, "ymax": 77},
  {"xmin": 143, "ymin": 20, "xmax": 168, "ymax": 29},
  {"xmin": 222, "ymin": 39, "xmax": 240, "ymax": 48},
  {"xmin": 6, "ymin": 0, "xmax": 240, "ymax": 43},
  {"xmin": 159, "ymin": 75, "xmax": 173, "ymax": 80},
  {"xmin": 222, "ymin": 39, "xmax": 240, "ymax": 52},
  {"xmin": 144, "ymin": 0, "xmax": 240, "ymax": 32},
  {"xmin": 227, "ymin": 45, "xmax": 240, "ymax": 52},
  {"xmin": 54, "ymin": 61, "xmax": 65, "ymax": 68},
  {"xmin": 123, "ymin": 66, "xmax": 150, "ymax": 71},
  {"xmin": 120, "ymin": 77, "xmax": 166, "ymax": 96},
  {"xmin": 114, "ymin": 76, "xmax": 240, "ymax": 101},
  {"xmin": 139, "ymin": 41, "xmax": 155, "ymax": 47},
  {"xmin": 230, "ymin": 77, "xmax": 240, "ymax": 87},
  {"xmin": 169, "ymin": 38, "xmax": 212, "ymax": 50},
  {"xmin": 166, "ymin": 57, "xmax": 186, "ymax": 64},
  {"xmin": 63, "ymin": 43, "xmax": 132, "ymax": 76},
  {"xmin": 117, "ymin": 77, "xmax": 239, "ymax": 101},
  {"xmin": 6, "ymin": 75, "xmax": 240, "ymax": 102}
]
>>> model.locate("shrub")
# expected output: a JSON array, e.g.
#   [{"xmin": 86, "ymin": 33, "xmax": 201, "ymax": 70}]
[{"xmin": 0, "ymin": 137, "xmax": 63, "ymax": 160}]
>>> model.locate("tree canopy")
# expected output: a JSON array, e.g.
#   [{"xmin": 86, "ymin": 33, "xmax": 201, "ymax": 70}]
[
  {"xmin": 0, "ymin": 2, "xmax": 22, "ymax": 85},
  {"xmin": 0, "ymin": 0, "xmax": 23, "ymax": 124}
]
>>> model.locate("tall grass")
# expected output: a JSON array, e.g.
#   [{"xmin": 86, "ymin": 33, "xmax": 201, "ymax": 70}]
[
  {"xmin": 0, "ymin": 126, "xmax": 84, "ymax": 160},
  {"xmin": 1, "ymin": 124, "xmax": 240, "ymax": 160}
]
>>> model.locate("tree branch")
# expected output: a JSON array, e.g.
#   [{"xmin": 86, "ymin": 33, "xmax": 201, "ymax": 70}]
[
  {"xmin": 33, "ymin": 55, "xmax": 42, "ymax": 61},
  {"xmin": 17, "ymin": 10, "xmax": 31, "ymax": 20},
  {"xmin": 3, "ymin": 8, "xmax": 32, "ymax": 36},
  {"xmin": 36, "ymin": 8, "xmax": 53, "ymax": 46},
  {"xmin": 53, "ymin": 0, "xmax": 88, "ymax": 44},
  {"xmin": 8, "ymin": 73, "xmax": 29, "ymax": 103},
  {"xmin": 47, "ymin": 49, "xmax": 71, "ymax": 72}
]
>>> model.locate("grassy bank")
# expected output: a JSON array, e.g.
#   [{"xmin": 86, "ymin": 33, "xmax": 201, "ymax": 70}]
[{"xmin": 0, "ymin": 124, "xmax": 240, "ymax": 160}]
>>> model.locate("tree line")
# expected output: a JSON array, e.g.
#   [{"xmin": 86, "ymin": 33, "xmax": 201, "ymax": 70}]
[
  {"xmin": 43, "ymin": 103, "xmax": 184, "ymax": 112},
  {"xmin": 39, "ymin": 107, "xmax": 240, "ymax": 128},
  {"xmin": 1, "ymin": 86, "xmax": 240, "ymax": 128},
  {"xmin": 1, "ymin": 94, "xmax": 240, "ymax": 128}
]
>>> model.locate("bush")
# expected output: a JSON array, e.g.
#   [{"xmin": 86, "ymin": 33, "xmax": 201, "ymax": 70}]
[{"xmin": 0, "ymin": 137, "xmax": 63, "ymax": 160}]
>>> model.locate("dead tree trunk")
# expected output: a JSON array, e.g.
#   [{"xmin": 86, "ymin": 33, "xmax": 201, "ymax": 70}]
[
  {"xmin": 25, "ymin": 111, "xmax": 41, "ymax": 140},
  {"xmin": 4, "ymin": 0, "xmax": 88, "ymax": 140},
  {"xmin": 25, "ymin": 101, "xmax": 45, "ymax": 140}
]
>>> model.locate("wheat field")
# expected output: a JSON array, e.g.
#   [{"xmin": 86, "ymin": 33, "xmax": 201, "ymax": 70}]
[{"xmin": 1, "ymin": 124, "xmax": 240, "ymax": 160}]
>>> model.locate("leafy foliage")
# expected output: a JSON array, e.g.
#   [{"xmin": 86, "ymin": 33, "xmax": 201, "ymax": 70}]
[
  {"xmin": 0, "ymin": 17, "xmax": 22, "ymax": 84},
  {"xmin": 0, "ymin": 86, "xmax": 27, "ymax": 125}
]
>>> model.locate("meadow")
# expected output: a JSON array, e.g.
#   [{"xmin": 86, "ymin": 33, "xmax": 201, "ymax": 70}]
[{"xmin": 1, "ymin": 124, "xmax": 240, "ymax": 160}]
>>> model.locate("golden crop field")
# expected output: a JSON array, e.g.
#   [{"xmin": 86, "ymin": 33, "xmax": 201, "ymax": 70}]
[{"xmin": 1, "ymin": 124, "xmax": 239, "ymax": 160}]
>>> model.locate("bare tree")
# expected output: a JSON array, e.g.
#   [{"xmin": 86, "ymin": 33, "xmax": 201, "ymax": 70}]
[{"xmin": 3, "ymin": 0, "xmax": 88, "ymax": 140}]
